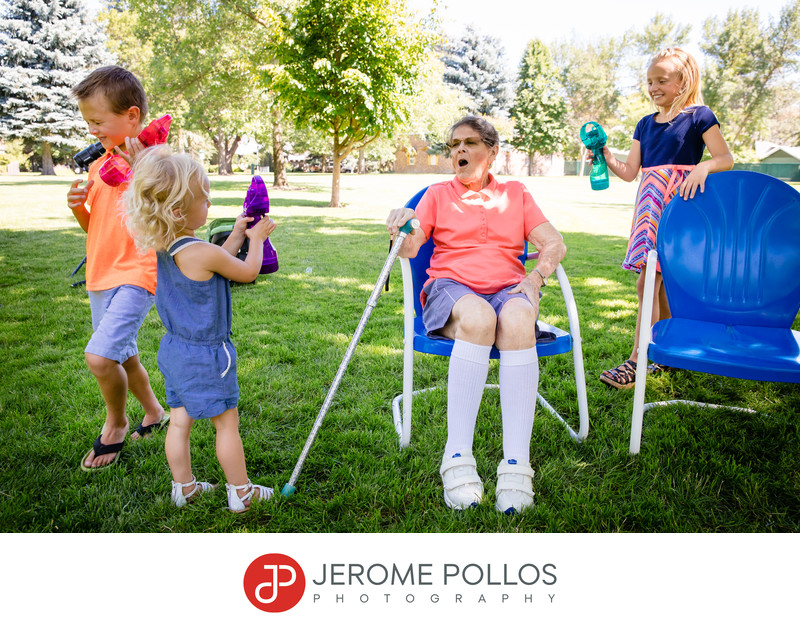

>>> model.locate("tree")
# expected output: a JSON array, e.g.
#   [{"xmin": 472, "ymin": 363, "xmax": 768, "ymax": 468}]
[
  {"xmin": 97, "ymin": 2, "xmax": 153, "ymax": 81},
  {"xmin": 384, "ymin": 54, "xmax": 470, "ymax": 163},
  {"xmin": 219, "ymin": 0, "xmax": 292, "ymax": 187},
  {"xmin": 510, "ymin": 39, "xmax": 569, "ymax": 176},
  {"xmin": 286, "ymin": 120, "xmax": 333, "ymax": 170},
  {"xmin": 268, "ymin": 0, "xmax": 432, "ymax": 206},
  {"xmin": 0, "ymin": 0, "xmax": 109, "ymax": 175},
  {"xmin": 628, "ymin": 13, "xmax": 691, "ymax": 63},
  {"xmin": 440, "ymin": 24, "xmax": 512, "ymax": 117},
  {"xmin": 763, "ymin": 81, "xmax": 800, "ymax": 146},
  {"xmin": 554, "ymin": 37, "xmax": 623, "ymax": 169},
  {"xmin": 623, "ymin": 13, "xmax": 692, "ymax": 94},
  {"xmin": 702, "ymin": 0, "xmax": 800, "ymax": 153},
  {"xmin": 123, "ymin": 0, "xmax": 268, "ymax": 175}
]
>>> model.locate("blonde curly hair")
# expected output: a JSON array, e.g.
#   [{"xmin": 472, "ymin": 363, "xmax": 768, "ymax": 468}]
[
  {"xmin": 649, "ymin": 47, "xmax": 703, "ymax": 118},
  {"xmin": 124, "ymin": 146, "xmax": 207, "ymax": 252}
]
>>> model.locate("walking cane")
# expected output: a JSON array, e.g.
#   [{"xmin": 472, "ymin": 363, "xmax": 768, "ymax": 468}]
[{"xmin": 281, "ymin": 218, "xmax": 419, "ymax": 496}]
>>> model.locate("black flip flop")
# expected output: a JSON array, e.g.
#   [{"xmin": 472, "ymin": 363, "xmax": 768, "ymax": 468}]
[
  {"xmin": 80, "ymin": 435, "xmax": 125, "ymax": 471},
  {"xmin": 133, "ymin": 413, "xmax": 170, "ymax": 438}
]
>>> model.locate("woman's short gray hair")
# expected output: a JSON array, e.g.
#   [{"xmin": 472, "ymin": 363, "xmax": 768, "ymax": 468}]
[{"xmin": 449, "ymin": 115, "xmax": 500, "ymax": 148}]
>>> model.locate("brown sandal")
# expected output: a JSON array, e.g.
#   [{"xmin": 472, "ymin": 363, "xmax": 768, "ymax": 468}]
[{"xmin": 599, "ymin": 360, "xmax": 638, "ymax": 389}]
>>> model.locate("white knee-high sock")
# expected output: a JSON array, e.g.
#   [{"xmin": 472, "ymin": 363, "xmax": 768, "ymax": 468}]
[
  {"xmin": 444, "ymin": 339, "xmax": 492, "ymax": 458},
  {"xmin": 499, "ymin": 347, "xmax": 539, "ymax": 463}
]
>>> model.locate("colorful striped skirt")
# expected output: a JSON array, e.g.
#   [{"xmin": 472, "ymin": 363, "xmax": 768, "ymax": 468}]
[{"xmin": 623, "ymin": 164, "xmax": 694, "ymax": 273}]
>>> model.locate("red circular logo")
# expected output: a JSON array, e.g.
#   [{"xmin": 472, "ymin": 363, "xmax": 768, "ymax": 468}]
[{"xmin": 243, "ymin": 553, "xmax": 306, "ymax": 613}]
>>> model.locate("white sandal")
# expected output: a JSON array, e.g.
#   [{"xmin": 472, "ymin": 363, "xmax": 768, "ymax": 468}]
[
  {"xmin": 171, "ymin": 476, "xmax": 217, "ymax": 507},
  {"xmin": 440, "ymin": 453, "xmax": 483, "ymax": 510},
  {"xmin": 226, "ymin": 480, "xmax": 274, "ymax": 513},
  {"xmin": 495, "ymin": 459, "xmax": 535, "ymax": 514}
]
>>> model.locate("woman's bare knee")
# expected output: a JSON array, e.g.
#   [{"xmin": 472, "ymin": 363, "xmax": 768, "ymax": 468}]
[
  {"xmin": 496, "ymin": 300, "xmax": 537, "ymax": 349},
  {"xmin": 448, "ymin": 296, "xmax": 496, "ymax": 344}
]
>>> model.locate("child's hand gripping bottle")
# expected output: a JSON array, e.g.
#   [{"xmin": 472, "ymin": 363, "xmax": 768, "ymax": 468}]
[
  {"xmin": 243, "ymin": 175, "xmax": 279, "ymax": 274},
  {"xmin": 580, "ymin": 121, "xmax": 609, "ymax": 191},
  {"xmin": 99, "ymin": 115, "xmax": 173, "ymax": 186}
]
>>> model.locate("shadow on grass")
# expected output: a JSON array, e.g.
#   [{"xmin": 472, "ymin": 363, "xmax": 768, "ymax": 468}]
[
  {"xmin": 208, "ymin": 177, "xmax": 329, "ymax": 195},
  {"xmin": 210, "ymin": 195, "xmax": 329, "ymax": 209},
  {"xmin": 0, "ymin": 177, "xmax": 85, "ymax": 186}
]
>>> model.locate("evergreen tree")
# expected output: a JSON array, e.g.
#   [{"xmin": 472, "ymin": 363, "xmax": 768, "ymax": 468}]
[
  {"xmin": 440, "ymin": 24, "xmax": 512, "ymax": 117},
  {"xmin": 0, "ymin": 0, "xmax": 109, "ymax": 174},
  {"xmin": 511, "ymin": 39, "xmax": 568, "ymax": 176}
]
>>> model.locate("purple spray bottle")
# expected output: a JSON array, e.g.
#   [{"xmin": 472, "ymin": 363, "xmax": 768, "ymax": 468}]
[{"xmin": 243, "ymin": 175, "xmax": 279, "ymax": 274}]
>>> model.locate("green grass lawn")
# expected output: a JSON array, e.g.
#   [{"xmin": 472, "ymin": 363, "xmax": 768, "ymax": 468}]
[{"xmin": 1, "ymin": 171, "xmax": 798, "ymax": 533}]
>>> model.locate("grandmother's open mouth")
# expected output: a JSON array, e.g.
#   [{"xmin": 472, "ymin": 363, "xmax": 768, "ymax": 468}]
[{"xmin": 458, "ymin": 159, "xmax": 468, "ymax": 167}]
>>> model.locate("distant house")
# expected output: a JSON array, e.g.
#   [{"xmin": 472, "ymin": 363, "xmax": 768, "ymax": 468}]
[
  {"xmin": 755, "ymin": 142, "xmax": 800, "ymax": 164},
  {"xmin": 747, "ymin": 142, "xmax": 800, "ymax": 181},
  {"xmin": 394, "ymin": 136, "xmax": 450, "ymax": 174},
  {"xmin": 394, "ymin": 135, "xmax": 565, "ymax": 177}
]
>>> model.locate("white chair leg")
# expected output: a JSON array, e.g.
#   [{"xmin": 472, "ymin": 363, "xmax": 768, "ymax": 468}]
[
  {"xmin": 644, "ymin": 400, "xmax": 758, "ymax": 415},
  {"xmin": 392, "ymin": 387, "xmax": 439, "ymax": 448},
  {"xmin": 630, "ymin": 251, "xmax": 658, "ymax": 454},
  {"xmin": 555, "ymin": 263, "xmax": 589, "ymax": 442}
]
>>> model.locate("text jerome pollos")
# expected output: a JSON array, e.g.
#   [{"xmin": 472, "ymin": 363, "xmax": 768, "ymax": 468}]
[{"xmin": 311, "ymin": 562, "xmax": 557, "ymax": 605}]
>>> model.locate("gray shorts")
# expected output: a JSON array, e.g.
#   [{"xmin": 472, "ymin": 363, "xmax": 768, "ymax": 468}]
[
  {"xmin": 422, "ymin": 278, "xmax": 535, "ymax": 340},
  {"xmin": 85, "ymin": 285, "xmax": 155, "ymax": 363}
]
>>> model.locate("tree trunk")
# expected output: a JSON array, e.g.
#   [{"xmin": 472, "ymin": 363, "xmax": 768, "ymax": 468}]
[
  {"xmin": 271, "ymin": 104, "xmax": 288, "ymax": 188},
  {"xmin": 41, "ymin": 141, "xmax": 55, "ymax": 176},
  {"xmin": 358, "ymin": 147, "xmax": 366, "ymax": 174},
  {"xmin": 528, "ymin": 152, "xmax": 534, "ymax": 177},
  {"xmin": 321, "ymin": 154, "xmax": 327, "ymax": 173},
  {"xmin": 214, "ymin": 132, "xmax": 240, "ymax": 175},
  {"xmin": 329, "ymin": 150, "xmax": 342, "ymax": 207},
  {"xmin": 227, "ymin": 135, "xmax": 240, "ymax": 173},
  {"xmin": 215, "ymin": 133, "xmax": 229, "ymax": 175}
]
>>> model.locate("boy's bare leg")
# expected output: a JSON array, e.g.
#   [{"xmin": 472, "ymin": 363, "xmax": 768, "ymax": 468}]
[
  {"xmin": 124, "ymin": 354, "xmax": 166, "ymax": 439},
  {"xmin": 83, "ymin": 352, "xmax": 130, "ymax": 468}
]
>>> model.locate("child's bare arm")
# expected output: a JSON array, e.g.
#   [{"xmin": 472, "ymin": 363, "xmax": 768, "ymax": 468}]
[
  {"xmin": 175, "ymin": 219, "xmax": 276, "ymax": 283},
  {"xmin": 67, "ymin": 178, "xmax": 94, "ymax": 233},
  {"xmin": 208, "ymin": 217, "xmax": 276, "ymax": 283},
  {"xmin": 602, "ymin": 141, "xmax": 642, "ymax": 182},
  {"xmin": 220, "ymin": 213, "xmax": 252, "ymax": 257},
  {"xmin": 678, "ymin": 125, "xmax": 734, "ymax": 200}
]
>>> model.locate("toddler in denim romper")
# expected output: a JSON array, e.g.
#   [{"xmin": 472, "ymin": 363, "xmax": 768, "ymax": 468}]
[{"xmin": 124, "ymin": 146, "xmax": 277, "ymax": 512}]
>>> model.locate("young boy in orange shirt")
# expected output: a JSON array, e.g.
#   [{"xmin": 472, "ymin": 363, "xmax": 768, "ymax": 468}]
[{"xmin": 67, "ymin": 66, "xmax": 168, "ymax": 470}]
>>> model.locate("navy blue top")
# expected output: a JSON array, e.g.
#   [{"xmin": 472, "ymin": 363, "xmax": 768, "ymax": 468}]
[{"xmin": 633, "ymin": 106, "xmax": 719, "ymax": 168}]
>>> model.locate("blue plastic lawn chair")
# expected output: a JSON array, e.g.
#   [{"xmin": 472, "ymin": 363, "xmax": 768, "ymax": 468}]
[
  {"xmin": 630, "ymin": 171, "xmax": 800, "ymax": 454},
  {"xmin": 390, "ymin": 187, "xmax": 590, "ymax": 448}
]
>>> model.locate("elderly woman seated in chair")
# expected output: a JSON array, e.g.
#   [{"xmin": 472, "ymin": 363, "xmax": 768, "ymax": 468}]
[{"xmin": 386, "ymin": 115, "xmax": 566, "ymax": 514}]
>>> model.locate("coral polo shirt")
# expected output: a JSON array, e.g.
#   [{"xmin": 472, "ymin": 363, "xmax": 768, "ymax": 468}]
[
  {"xmin": 414, "ymin": 175, "xmax": 548, "ymax": 295},
  {"xmin": 84, "ymin": 154, "xmax": 156, "ymax": 294}
]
